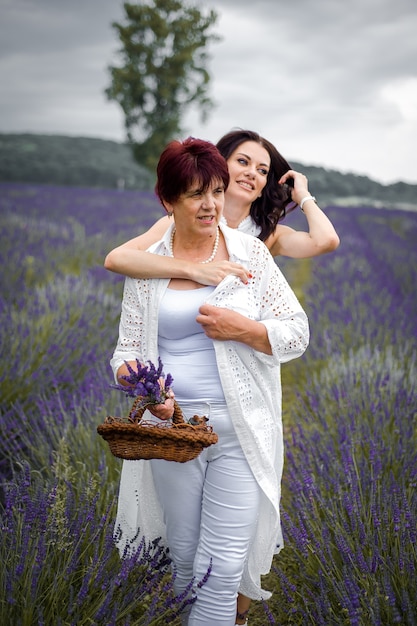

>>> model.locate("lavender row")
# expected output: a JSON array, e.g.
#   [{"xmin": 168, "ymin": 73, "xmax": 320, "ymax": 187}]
[{"xmin": 1, "ymin": 184, "xmax": 416, "ymax": 624}]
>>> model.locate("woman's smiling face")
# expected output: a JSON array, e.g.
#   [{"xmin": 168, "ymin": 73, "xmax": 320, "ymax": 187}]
[{"xmin": 226, "ymin": 141, "xmax": 270, "ymax": 205}]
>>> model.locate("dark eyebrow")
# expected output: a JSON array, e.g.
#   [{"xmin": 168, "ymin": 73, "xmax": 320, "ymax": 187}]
[{"xmin": 237, "ymin": 151, "xmax": 269, "ymax": 169}]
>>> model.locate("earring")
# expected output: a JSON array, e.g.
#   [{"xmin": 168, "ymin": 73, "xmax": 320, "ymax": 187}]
[{"xmin": 167, "ymin": 211, "xmax": 173, "ymax": 217}]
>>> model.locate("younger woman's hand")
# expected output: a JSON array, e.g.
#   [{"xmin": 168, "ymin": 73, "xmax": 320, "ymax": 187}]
[
  {"xmin": 279, "ymin": 170, "xmax": 310, "ymax": 205},
  {"xmin": 190, "ymin": 260, "xmax": 251, "ymax": 286}
]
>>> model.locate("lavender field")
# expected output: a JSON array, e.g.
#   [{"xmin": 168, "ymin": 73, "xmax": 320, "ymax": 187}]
[{"xmin": 1, "ymin": 182, "xmax": 416, "ymax": 625}]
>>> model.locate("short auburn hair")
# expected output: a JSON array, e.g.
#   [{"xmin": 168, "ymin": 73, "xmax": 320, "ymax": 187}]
[{"xmin": 155, "ymin": 137, "xmax": 230, "ymax": 205}]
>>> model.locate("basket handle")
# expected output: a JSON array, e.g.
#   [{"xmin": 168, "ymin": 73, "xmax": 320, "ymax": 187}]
[{"xmin": 129, "ymin": 397, "xmax": 185, "ymax": 424}]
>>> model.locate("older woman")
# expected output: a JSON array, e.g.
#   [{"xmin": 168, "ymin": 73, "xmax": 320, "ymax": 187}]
[{"xmin": 110, "ymin": 137, "xmax": 309, "ymax": 626}]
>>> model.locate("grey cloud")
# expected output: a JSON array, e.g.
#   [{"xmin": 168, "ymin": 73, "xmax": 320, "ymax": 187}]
[{"xmin": 1, "ymin": 0, "xmax": 416, "ymax": 182}]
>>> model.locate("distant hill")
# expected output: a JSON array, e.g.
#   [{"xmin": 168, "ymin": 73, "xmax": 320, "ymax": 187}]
[
  {"xmin": 289, "ymin": 161, "xmax": 417, "ymax": 210},
  {"xmin": 0, "ymin": 133, "xmax": 154, "ymax": 191},
  {"xmin": 0, "ymin": 133, "xmax": 416, "ymax": 209}
]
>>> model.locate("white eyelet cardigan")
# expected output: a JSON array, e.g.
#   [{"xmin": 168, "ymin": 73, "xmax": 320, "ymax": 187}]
[{"xmin": 110, "ymin": 222, "xmax": 309, "ymax": 600}]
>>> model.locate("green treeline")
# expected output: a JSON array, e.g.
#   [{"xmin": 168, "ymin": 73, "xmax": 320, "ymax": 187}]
[
  {"xmin": 0, "ymin": 134, "xmax": 154, "ymax": 191},
  {"xmin": 0, "ymin": 132, "xmax": 416, "ymax": 208}
]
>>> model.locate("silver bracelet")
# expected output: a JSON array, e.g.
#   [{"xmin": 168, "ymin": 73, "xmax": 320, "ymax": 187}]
[{"xmin": 299, "ymin": 195, "xmax": 316, "ymax": 211}]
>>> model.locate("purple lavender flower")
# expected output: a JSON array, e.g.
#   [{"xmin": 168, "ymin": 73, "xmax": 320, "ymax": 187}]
[{"xmin": 111, "ymin": 357, "xmax": 173, "ymax": 407}]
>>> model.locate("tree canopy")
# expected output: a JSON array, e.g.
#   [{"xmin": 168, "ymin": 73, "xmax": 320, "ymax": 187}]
[{"xmin": 106, "ymin": 0, "xmax": 219, "ymax": 170}]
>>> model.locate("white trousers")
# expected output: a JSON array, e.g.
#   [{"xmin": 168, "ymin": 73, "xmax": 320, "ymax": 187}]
[{"xmin": 150, "ymin": 402, "xmax": 261, "ymax": 626}]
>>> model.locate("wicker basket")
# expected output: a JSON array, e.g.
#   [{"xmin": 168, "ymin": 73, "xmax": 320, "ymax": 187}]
[{"xmin": 97, "ymin": 398, "xmax": 218, "ymax": 462}]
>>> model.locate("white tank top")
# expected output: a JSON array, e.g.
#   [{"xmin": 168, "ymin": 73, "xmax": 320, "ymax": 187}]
[
  {"xmin": 220, "ymin": 214, "xmax": 261, "ymax": 237},
  {"xmin": 158, "ymin": 286, "xmax": 225, "ymax": 402}
]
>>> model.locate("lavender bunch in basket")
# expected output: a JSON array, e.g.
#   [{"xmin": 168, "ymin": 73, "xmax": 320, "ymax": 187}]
[{"xmin": 112, "ymin": 357, "xmax": 174, "ymax": 408}]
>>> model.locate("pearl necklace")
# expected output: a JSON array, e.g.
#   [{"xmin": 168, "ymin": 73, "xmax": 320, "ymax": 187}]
[{"xmin": 169, "ymin": 226, "xmax": 220, "ymax": 264}]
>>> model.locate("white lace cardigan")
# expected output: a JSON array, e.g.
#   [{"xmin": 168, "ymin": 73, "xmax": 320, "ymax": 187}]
[{"xmin": 110, "ymin": 222, "xmax": 309, "ymax": 600}]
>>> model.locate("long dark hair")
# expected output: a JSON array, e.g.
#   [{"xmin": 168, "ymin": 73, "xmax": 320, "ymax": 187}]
[{"xmin": 216, "ymin": 129, "xmax": 294, "ymax": 241}]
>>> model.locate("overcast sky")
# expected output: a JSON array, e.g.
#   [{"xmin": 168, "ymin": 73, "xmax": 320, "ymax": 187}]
[{"xmin": 1, "ymin": 0, "xmax": 417, "ymax": 184}]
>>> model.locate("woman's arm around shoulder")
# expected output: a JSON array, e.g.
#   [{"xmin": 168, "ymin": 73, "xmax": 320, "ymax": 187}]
[
  {"xmin": 104, "ymin": 216, "xmax": 250, "ymax": 284},
  {"xmin": 104, "ymin": 216, "xmax": 171, "ymax": 277}
]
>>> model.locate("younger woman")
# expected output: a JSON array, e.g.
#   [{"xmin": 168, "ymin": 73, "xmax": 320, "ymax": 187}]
[{"xmin": 104, "ymin": 129, "xmax": 340, "ymax": 285}]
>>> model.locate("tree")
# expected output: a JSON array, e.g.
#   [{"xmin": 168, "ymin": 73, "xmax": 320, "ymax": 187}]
[{"xmin": 106, "ymin": 0, "xmax": 219, "ymax": 171}]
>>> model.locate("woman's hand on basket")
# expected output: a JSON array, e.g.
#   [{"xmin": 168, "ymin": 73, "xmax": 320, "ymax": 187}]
[{"xmin": 148, "ymin": 391, "xmax": 175, "ymax": 420}]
